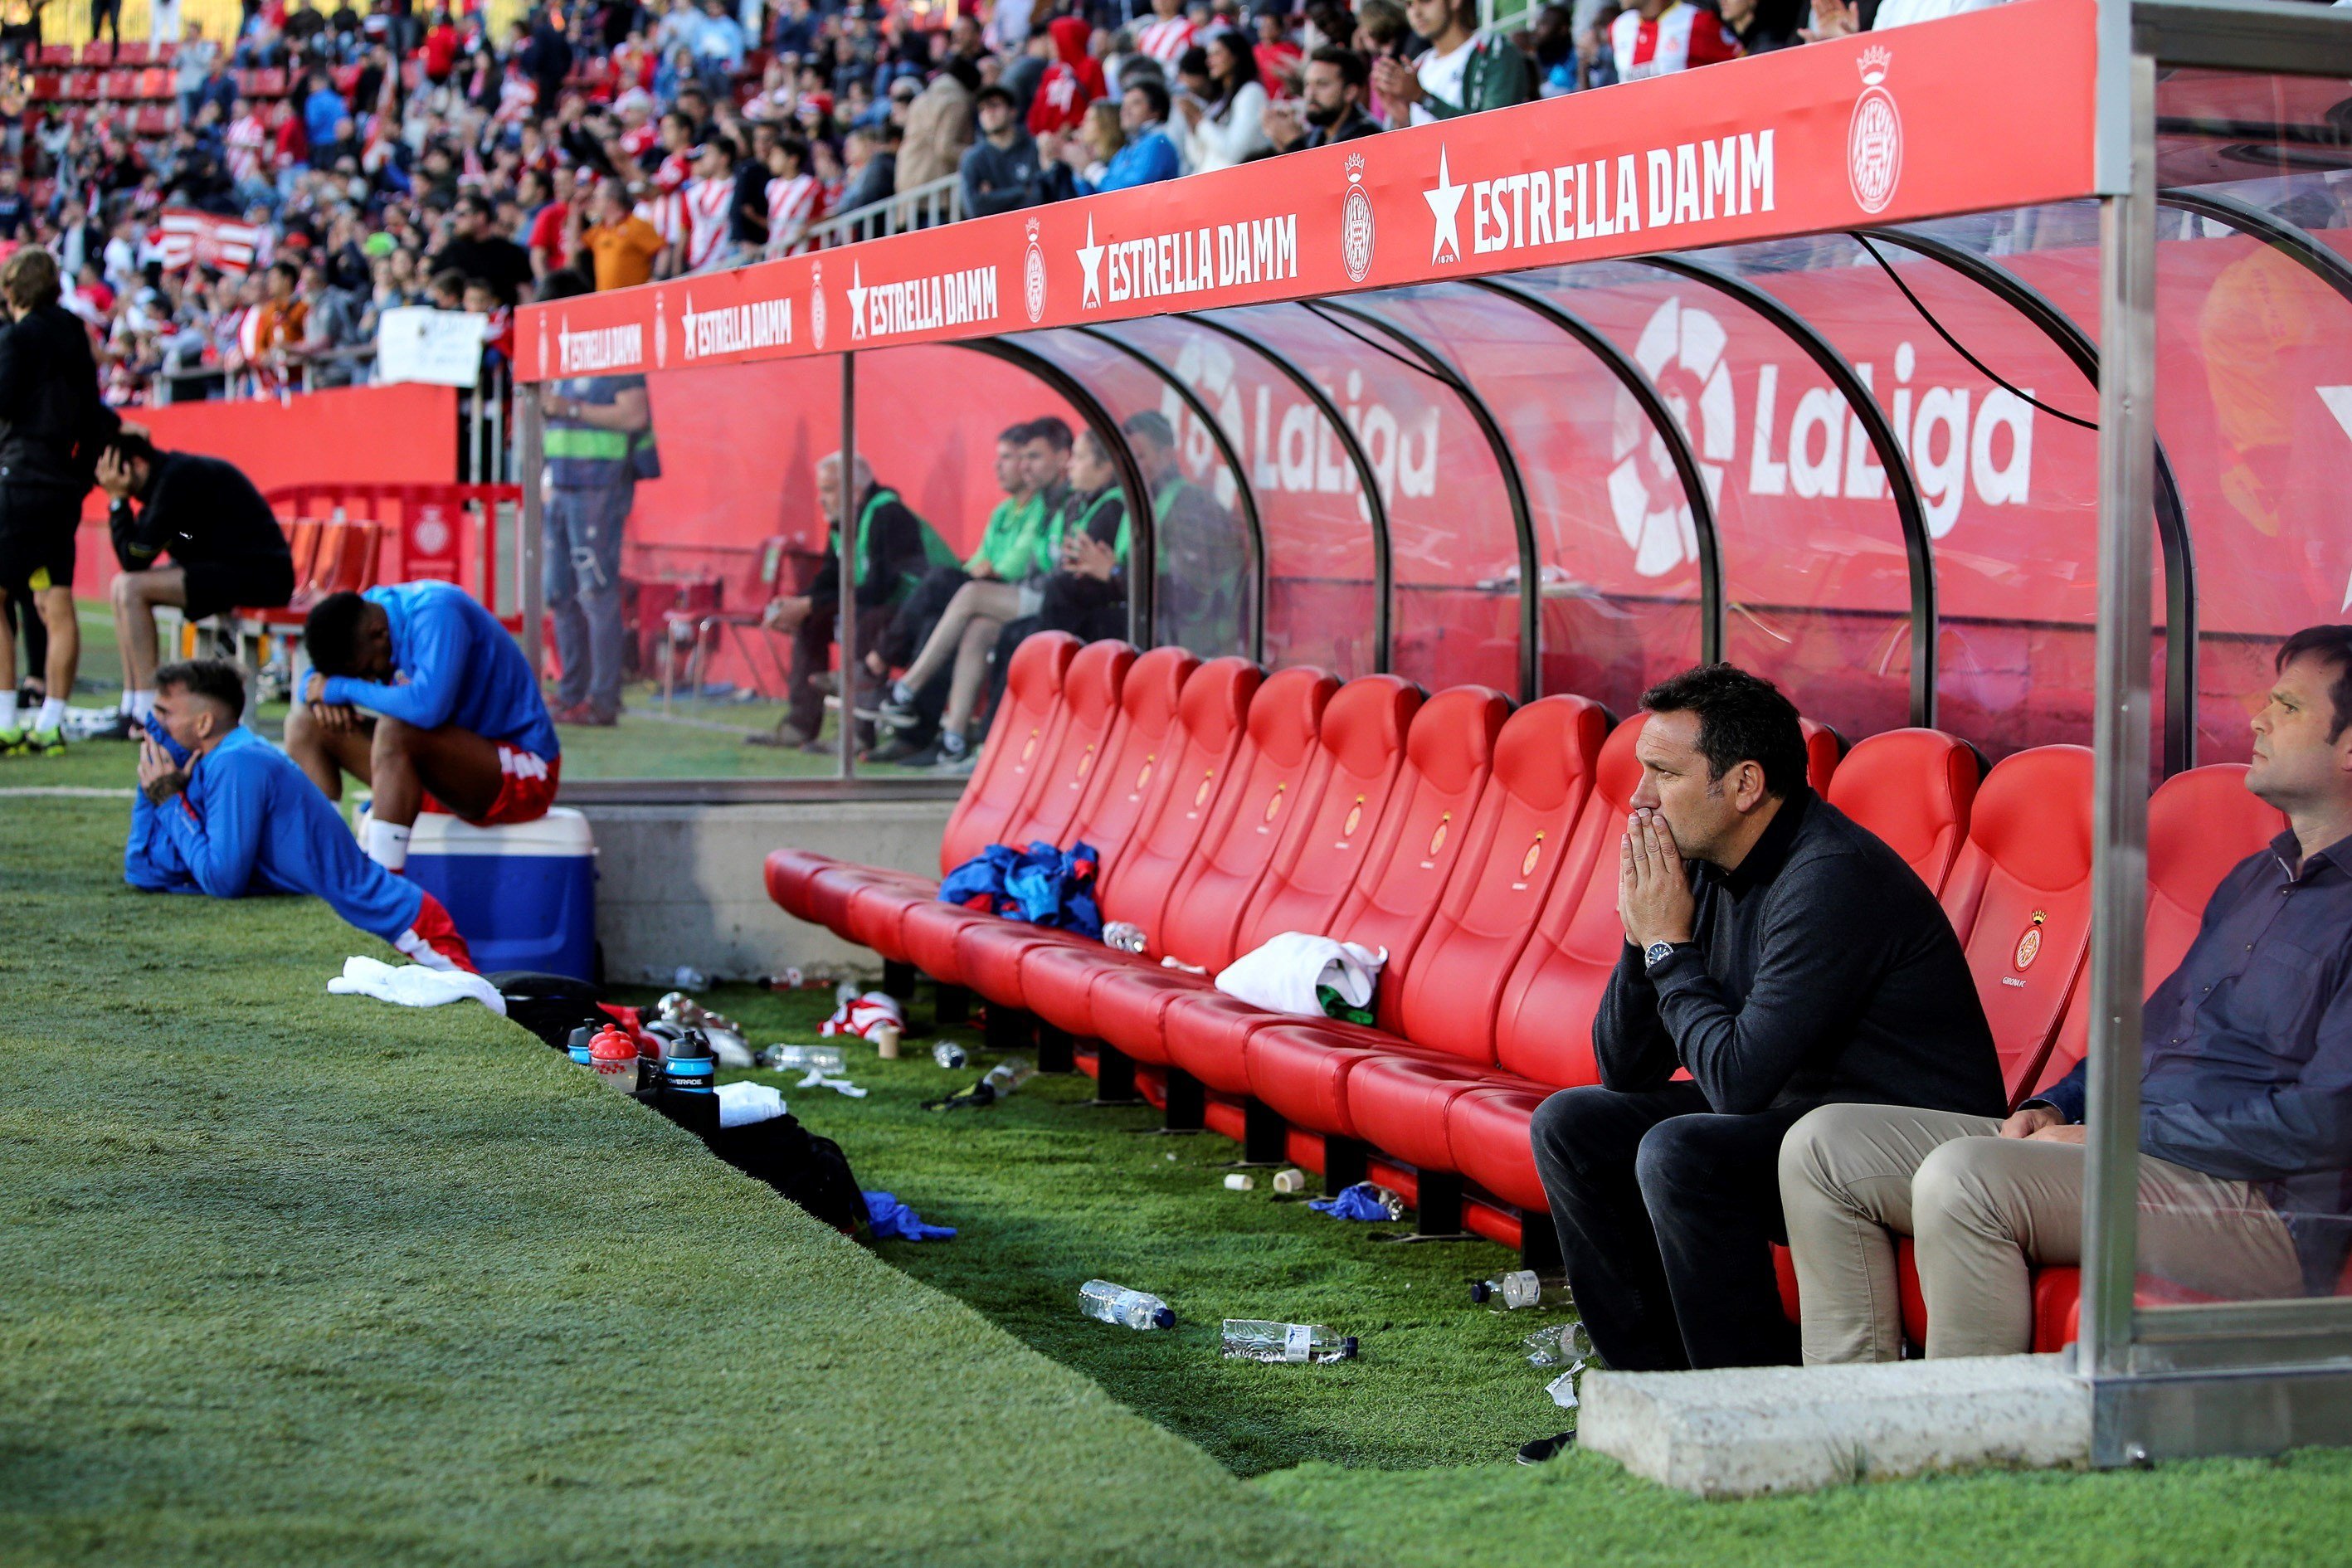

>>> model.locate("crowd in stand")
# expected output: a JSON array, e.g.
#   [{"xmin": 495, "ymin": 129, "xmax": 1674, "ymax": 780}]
[{"xmin": 0, "ymin": 0, "xmax": 1986, "ymax": 406}]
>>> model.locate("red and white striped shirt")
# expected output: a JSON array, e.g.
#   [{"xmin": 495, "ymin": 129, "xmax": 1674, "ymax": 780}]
[
  {"xmin": 637, "ymin": 148, "xmax": 693, "ymax": 244},
  {"xmin": 226, "ymin": 113, "xmax": 268, "ymax": 185},
  {"xmin": 1609, "ymin": 2, "xmax": 1741, "ymax": 81},
  {"xmin": 1134, "ymin": 15, "xmax": 1197, "ymax": 66},
  {"xmin": 765, "ymin": 173, "xmax": 826, "ymax": 256},
  {"xmin": 678, "ymin": 174, "xmax": 734, "ymax": 271}
]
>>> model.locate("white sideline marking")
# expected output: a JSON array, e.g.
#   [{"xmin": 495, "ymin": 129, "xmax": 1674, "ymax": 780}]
[{"xmin": 0, "ymin": 786, "xmax": 138, "ymax": 798}]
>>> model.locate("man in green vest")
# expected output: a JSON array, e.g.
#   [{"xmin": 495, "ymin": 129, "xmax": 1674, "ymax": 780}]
[
  {"xmin": 752, "ymin": 451, "xmax": 951, "ymax": 752},
  {"xmin": 1371, "ymin": 0, "xmax": 1535, "ymax": 123},
  {"xmin": 536, "ymin": 270, "xmax": 651, "ymax": 728},
  {"xmin": 870, "ymin": 418, "xmax": 1074, "ymax": 773},
  {"xmin": 861, "ymin": 419, "xmax": 1044, "ymax": 763}
]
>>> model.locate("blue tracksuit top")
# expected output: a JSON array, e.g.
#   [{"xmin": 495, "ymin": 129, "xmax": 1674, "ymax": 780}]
[
  {"xmin": 124, "ymin": 725, "xmax": 425, "ymax": 944},
  {"xmin": 319, "ymin": 582, "xmax": 560, "ymax": 762}
]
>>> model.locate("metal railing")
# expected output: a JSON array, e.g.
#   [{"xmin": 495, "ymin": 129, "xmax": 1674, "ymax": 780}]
[{"xmin": 804, "ymin": 173, "xmax": 965, "ymax": 250}]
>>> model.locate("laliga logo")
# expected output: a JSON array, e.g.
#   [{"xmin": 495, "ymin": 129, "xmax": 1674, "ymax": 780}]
[
  {"xmin": 1024, "ymin": 217, "xmax": 1048, "ymax": 324},
  {"xmin": 1615, "ymin": 297, "xmax": 1729, "ymax": 578},
  {"xmin": 811, "ymin": 261, "xmax": 828, "ymax": 349},
  {"xmin": 1341, "ymin": 152, "xmax": 1376, "ymax": 284},
  {"xmin": 1848, "ymin": 45, "xmax": 1902, "ymax": 216}
]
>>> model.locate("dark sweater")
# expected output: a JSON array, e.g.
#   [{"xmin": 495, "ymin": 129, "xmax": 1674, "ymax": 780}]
[
  {"xmin": 110, "ymin": 451, "xmax": 291, "ymax": 571},
  {"xmin": 1595, "ymin": 786, "xmax": 2004, "ymax": 1118}
]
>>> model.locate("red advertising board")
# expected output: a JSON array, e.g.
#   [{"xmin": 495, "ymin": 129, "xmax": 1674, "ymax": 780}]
[{"xmin": 514, "ymin": 0, "xmax": 2101, "ymax": 382}]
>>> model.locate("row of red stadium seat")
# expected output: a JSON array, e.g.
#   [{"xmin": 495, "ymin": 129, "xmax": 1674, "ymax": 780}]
[
  {"xmin": 766, "ymin": 634, "xmax": 2288, "ymax": 1353},
  {"xmin": 32, "ymin": 40, "xmax": 182, "ymax": 66}
]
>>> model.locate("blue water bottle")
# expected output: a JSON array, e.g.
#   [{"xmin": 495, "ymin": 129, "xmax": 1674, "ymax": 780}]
[{"xmin": 662, "ymin": 1027, "xmax": 716, "ymax": 1096}]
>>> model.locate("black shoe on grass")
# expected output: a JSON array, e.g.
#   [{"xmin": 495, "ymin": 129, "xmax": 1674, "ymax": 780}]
[{"xmin": 1517, "ymin": 1431, "xmax": 1576, "ymax": 1465}]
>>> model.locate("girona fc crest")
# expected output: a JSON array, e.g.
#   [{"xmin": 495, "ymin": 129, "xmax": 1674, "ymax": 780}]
[
  {"xmin": 810, "ymin": 261, "xmax": 828, "ymax": 349},
  {"xmin": 1024, "ymin": 217, "xmax": 1048, "ymax": 324},
  {"xmin": 1341, "ymin": 153, "xmax": 1376, "ymax": 284},
  {"xmin": 2014, "ymin": 910, "xmax": 2048, "ymax": 971},
  {"xmin": 1848, "ymin": 45, "xmax": 1902, "ymax": 216}
]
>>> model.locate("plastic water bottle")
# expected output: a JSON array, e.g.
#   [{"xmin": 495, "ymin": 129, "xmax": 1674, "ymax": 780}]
[
  {"xmin": 662, "ymin": 1028, "xmax": 717, "ymax": 1096},
  {"xmin": 565, "ymin": 1024, "xmax": 597, "ymax": 1066},
  {"xmin": 1079, "ymin": 1279, "xmax": 1173, "ymax": 1330},
  {"xmin": 1103, "ymin": 921, "xmax": 1147, "ymax": 954},
  {"xmin": 590, "ymin": 1027, "xmax": 640, "ymax": 1093},
  {"xmin": 1473, "ymin": 1270, "xmax": 1567, "ymax": 1310},
  {"xmin": 1220, "ymin": 1320, "xmax": 1359, "ymax": 1363},
  {"xmin": 758, "ymin": 1044, "xmax": 846, "ymax": 1073},
  {"xmin": 933, "ymin": 1042, "xmax": 969, "ymax": 1070},
  {"xmin": 983, "ymin": 1059, "xmax": 1035, "ymax": 1096},
  {"xmin": 1524, "ymin": 1320, "xmax": 1597, "ymax": 1367}
]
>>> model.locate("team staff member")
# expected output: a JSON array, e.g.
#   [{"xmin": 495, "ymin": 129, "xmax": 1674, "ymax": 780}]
[
  {"xmin": 1781, "ymin": 626, "xmax": 2352, "ymax": 1363},
  {"xmin": 96, "ymin": 431, "xmax": 295, "ymax": 739},
  {"xmin": 126, "ymin": 659, "xmax": 478, "ymax": 971},
  {"xmin": 1518, "ymin": 665, "xmax": 2002, "ymax": 1462},
  {"xmin": 0, "ymin": 246, "xmax": 118, "ymax": 755},
  {"xmin": 288, "ymin": 581, "xmax": 562, "ymax": 873},
  {"xmin": 753, "ymin": 453, "xmax": 952, "ymax": 752},
  {"xmin": 535, "ymin": 269, "xmax": 651, "ymax": 728}
]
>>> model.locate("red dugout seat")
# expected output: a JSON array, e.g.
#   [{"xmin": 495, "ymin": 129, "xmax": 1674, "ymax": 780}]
[
  {"xmin": 1936, "ymin": 744, "xmax": 2097, "ymax": 1105},
  {"xmin": 874, "ymin": 638, "xmax": 1136, "ymax": 972},
  {"xmin": 1019, "ymin": 665, "xmax": 1341, "ymax": 1058},
  {"xmin": 1083, "ymin": 674, "xmax": 1419, "ymax": 1070},
  {"xmin": 1824, "ymin": 728, "xmax": 1981, "ymax": 898},
  {"xmin": 1243, "ymin": 695, "xmax": 1609, "ymax": 1147},
  {"xmin": 953, "ymin": 657, "xmax": 1263, "ymax": 1010},
  {"xmin": 766, "ymin": 631, "xmax": 1079, "ymax": 931},
  {"xmin": 1160, "ymin": 685, "xmax": 1511, "ymax": 1097}
]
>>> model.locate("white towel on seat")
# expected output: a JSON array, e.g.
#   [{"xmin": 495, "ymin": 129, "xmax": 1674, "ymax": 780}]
[{"xmin": 1214, "ymin": 933, "xmax": 1387, "ymax": 1018}]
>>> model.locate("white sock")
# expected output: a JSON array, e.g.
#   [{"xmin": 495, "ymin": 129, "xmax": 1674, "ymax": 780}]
[
  {"xmin": 0, "ymin": 693, "xmax": 16, "ymax": 728},
  {"xmin": 37, "ymin": 697, "xmax": 66, "ymax": 731},
  {"xmin": 363, "ymin": 818, "xmax": 412, "ymax": 872},
  {"xmin": 118, "ymin": 688, "xmax": 134, "ymax": 713},
  {"xmin": 129, "ymin": 689, "xmax": 156, "ymax": 721}
]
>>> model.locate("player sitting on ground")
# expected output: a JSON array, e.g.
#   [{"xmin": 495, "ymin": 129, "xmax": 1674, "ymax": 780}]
[
  {"xmin": 125, "ymin": 659, "xmax": 476, "ymax": 971},
  {"xmin": 286, "ymin": 582, "xmax": 562, "ymax": 874}
]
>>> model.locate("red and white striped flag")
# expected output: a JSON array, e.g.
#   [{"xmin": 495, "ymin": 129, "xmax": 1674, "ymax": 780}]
[{"xmin": 153, "ymin": 209, "xmax": 268, "ymax": 275}]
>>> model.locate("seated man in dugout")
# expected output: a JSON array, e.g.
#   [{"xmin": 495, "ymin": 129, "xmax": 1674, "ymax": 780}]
[
  {"xmin": 1522, "ymin": 665, "xmax": 2004, "ymax": 1458},
  {"xmin": 126, "ymin": 659, "xmax": 477, "ymax": 971},
  {"xmin": 1780, "ymin": 625, "xmax": 2352, "ymax": 1363},
  {"xmin": 286, "ymin": 582, "xmax": 562, "ymax": 874}
]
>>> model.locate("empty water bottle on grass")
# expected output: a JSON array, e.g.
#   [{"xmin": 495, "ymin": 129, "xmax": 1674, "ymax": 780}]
[
  {"xmin": 1473, "ymin": 1269, "xmax": 1567, "ymax": 1310},
  {"xmin": 1080, "ymin": 1279, "xmax": 1174, "ymax": 1330},
  {"xmin": 1523, "ymin": 1321, "xmax": 1596, "ymax": 1367},
  {"xmin": 1221, "ymin": 1320, "xmax": 1359, "ymax": 1363},
  {"xmin": 757, "ymin": 1044, "xmax": 846, "ymax": 1074},
  {"xmin": 933, "ymin": 1042, "xmax": 969, "ymax": 1070},
  {"xmin": 983, "ymin": 1059, "xmax": 1035, "ymax": 1096}
]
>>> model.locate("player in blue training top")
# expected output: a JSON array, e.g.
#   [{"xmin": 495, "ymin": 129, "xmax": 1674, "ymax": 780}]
[
  {"xmin": 284, "ymin": 582, "xmax": 562, "ymax": 874},
  {"xmin": 125, "ymin": 659, "xmax": 476, "ymax": 970}
]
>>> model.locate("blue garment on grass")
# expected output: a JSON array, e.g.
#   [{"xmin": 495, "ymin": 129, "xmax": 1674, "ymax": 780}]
[
  {"xmin": 124, "ymin": 723, "xmax": 426, "ymax": 944},
  {"xmin": 1309, "ymin": 1182, "xmax": 1396, "ymax": 1222},
  {"xmin": 864, "ymin": 1191, "xmax": 956, "ymax": 1241},
  {"xmin": 936, "ymin": 840, "xmax": 1103, "ymax": 937}
]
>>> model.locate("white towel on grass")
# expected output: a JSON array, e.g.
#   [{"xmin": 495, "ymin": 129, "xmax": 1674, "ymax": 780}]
[
  {"xmin": 718, "ymin": 1081, "xmax": 789, "ymax": 1127},
  {"xmin": 328, "ymin": 956, "xmax": 509, "ymax": 1015},
  {"xmin": 1214, "ymin": 933, "xmax": 1387, "ymax": 1018}
]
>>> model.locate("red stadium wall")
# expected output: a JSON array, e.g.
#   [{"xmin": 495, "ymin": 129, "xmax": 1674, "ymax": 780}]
[{"xmin": 71, "ymin": 382, "xmax": 459, "ymax": 598}]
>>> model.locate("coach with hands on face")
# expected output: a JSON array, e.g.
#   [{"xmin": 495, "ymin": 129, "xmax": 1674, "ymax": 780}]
[{"xmin": 1517, "ymin": 665, "xmax": 2004, "ymax": 1463}]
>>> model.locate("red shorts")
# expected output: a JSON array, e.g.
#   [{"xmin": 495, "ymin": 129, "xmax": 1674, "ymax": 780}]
[{"xmin": 421, "ymin": 745, "xmax": 560, "ymax": 827}]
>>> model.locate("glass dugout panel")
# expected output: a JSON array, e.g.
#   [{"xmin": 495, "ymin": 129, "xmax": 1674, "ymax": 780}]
[
  {"xmin": 1093, "ymin": 314, "xmax": 1378, "ymax": 679},
  {"xmin": 1347, "ymin": 281, "xmax": 1705, "ymax": 721}
]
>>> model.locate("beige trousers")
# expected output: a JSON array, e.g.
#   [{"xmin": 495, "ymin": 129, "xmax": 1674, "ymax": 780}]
[{"xmin": 1777, "ymin": 1103, "xmax": 2302, "ymax": 1362}]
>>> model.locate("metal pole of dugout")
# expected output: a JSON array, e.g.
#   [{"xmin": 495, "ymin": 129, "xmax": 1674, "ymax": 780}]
[{"xmin": 2081, "ymin": 0, "xmax": 2352, "ymax": 1465}]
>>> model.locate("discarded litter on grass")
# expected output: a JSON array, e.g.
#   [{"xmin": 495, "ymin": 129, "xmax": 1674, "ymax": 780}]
[
  {"xmin": 1308, "ymin": 1182, "xmax": 1405, "ymax": 1222},
  {"xmin": 1523, "ymin": 1321, "xmax": 1596, "ymax": 1368},
  {"xmin": 1080, "ymin": 1279, "xmax": 1173, "ymax": 1329},
  {"xmin": 1220, "ymin": 1320, "xmax": 1358, "ymax": 1363}
]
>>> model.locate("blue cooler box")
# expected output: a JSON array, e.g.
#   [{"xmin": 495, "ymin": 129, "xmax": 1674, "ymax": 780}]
[{"xmin": 396, "ymin": 806, "xmax": 598, "ymax": 980}]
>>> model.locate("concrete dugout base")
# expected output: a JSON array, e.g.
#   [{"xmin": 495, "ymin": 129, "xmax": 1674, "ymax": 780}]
[{"xmin": 1581, "ymin": 1353, "xmax": 2090, "ymax": 1497}]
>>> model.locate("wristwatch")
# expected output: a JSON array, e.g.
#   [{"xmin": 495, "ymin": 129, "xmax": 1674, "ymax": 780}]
[{"xmin": 1643, "ymin": 941, "xmax": 1684, "ymax": 974}]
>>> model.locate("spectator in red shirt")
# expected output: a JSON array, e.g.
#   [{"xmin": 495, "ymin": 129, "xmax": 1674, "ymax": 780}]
[
  {"xmin": 1254, "ymin": 12, "xmax": 1304, "ymax": 94},
  {"xmin": 1027, "ymin": 15, "xmax": 1106, "ymax": 137}
]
